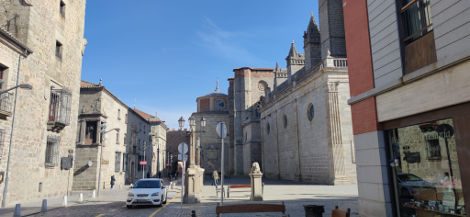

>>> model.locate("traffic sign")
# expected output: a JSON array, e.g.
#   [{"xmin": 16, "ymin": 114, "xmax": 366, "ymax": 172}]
[
  {"xmin": 139, "ymin": 161, "xmax": 147, "ymax": 165},
  {"xmin": 178, "ymin": 142, "xmax": 188, "ymax": 154},
  {"xmin": 178, "ymin": 154, "xmax": 188, "ymax": 161},
  {"xmin": 216, "ymin": 122, "xmax": 227, "ymax": 139}
]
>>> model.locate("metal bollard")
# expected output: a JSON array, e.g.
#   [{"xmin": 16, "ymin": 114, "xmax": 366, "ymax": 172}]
[
  {"xmin": 13, "ymin": 204, "xmax": 21, "ymax": 217},
  {"xmin": 41, "ymin": 199, "xmax": 48, "ymax": 213},
  {"xmin": 63, "ymin": 195, "xmax": 68, "ymax": 207},
  {"xmin": 191, "ymin": 210, "xmax": 196, "ymax": 217}
]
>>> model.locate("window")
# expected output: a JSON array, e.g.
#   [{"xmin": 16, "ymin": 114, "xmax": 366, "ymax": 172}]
[
  {"xmin": 399, "ymin": 0, "xmax": 432, "ymax": 44},
  {"xmin": 48, "ymin": 88, "xmax": 72, "ymax": 131},
  {"xmin": 0, "ymin": 129, "xmax": 5, "ymax": 160},
  {"xmin": 399, "ymin": 0, "xmax": 436, "ymax": 73},
  {"xmin": 84, "ymin": 121, "xmax": 97, "ymax": 145},
  {"xmin": 60, "ymin": 0, "xmax": 66, "ymax": 17},
  {"xmin": 115, "ymin": 152, "xmax": 121, "ymax": 172},
  {"xmin": 55, "ymin": 41, "xmax": 63, "ymax": 59},
  {"xmin": 125, "ymin": 114, "xmax": 128, "ymax": 124},
  {"xmin": 283, "ymin": 115, "xmax": 288, "ymax": 128},
  {"xmin": 118, "ymin": 109, "xmax": 121, "ymax": 120},
  {"xmin": 45, "ymin": 136, "xmax": 59, "ymax": 167},
  {"xmin": 0, "ymin": 64, "xmax": 7, "ymax": 90},
  {"xmin": 123, "ymin": 153, "xmax": 127, "ymax": 172},
  {"xmin": 116, "ymin": 131, "xmax": 119, "ymax": 144},
  {"xmin": 266, "ymin": 123, "xmax": 270, "ymax": 135},
  {"xmin": 307, "ymin": 103, "xmax": 315, "ymax": 121}
]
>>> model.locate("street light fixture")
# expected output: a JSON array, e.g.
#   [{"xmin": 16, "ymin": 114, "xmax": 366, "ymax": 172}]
[
  {"xmin": 178, "ymin": 116, "xmax": 185, "ymax": 130},
  {"xmin": 0, "ymin": 83, "xmax": 33, "ymax": 95}
]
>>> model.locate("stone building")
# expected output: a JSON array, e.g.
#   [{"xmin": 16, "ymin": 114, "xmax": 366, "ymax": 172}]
[
  {"xmin": 133, "ymin": 109, "xmax": 168, "ymax": 178},
  {"xmin": 228, "ymin": 68, "xmax": 275, "ymax": 175},
  {"xmin": 260, "ymin": 1, "xmax": 355, "ymax": 184},
  {"xmin": 0, "ymin": 0, "xmax": 86, "ymax": 206},
  {"xmin": 166, "ymin": 129, "xmax": 190, "ymax": 176},
  {"xmin": 343, "ymin": 0, "xmax": 470, "ymax": 216},
  {"xmin": 73, "ymin": 81, "xmax": 129, "ymax": 190},
  {"xmin": 191, "ymin": 88, "xmax": 230, "ymax": 175}
]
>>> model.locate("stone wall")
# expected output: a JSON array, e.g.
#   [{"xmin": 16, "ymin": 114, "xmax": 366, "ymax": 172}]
[{"xmin": 0, "ymin": 0, "xmax": 86, "ymax": 205}]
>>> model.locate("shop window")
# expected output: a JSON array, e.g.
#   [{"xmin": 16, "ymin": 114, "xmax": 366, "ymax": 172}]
[
  {"xmin": 48, "ymin": 88, "xmax": 72, "ymax": 132},
  {"xmin": 115, "ymin": 152, "xmax": 121, "ymax": 172},
  {"xmin": 398, "ymin": 0, "xmax": 436, "ymax": 73},
  {"xmin": 45, "ymin": 135, "xmax": 60, "ymax": 167},
  {"xmin": 386, "ymin": 119, "xmax": 466, "ymax": 216},
  {"xmin": 55, "ymin": 41, "xmax": 63, "ymax": 59}
]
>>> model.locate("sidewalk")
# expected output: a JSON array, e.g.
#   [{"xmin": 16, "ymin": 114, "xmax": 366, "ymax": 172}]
[{"xmin": 0, "ymin": 188, "xmax": 128, "ymax": 217}]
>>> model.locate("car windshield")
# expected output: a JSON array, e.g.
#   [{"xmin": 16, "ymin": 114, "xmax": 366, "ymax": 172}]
[
  {"xmin": 398, "ymin": 174, "xmax": 423, "ymax": 182},
  {"xmin": 134, "ymin": 180, "xmax": 161, "ymax": 189}
]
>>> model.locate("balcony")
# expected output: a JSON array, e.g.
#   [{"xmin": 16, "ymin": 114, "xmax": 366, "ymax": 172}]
[
  {"xmin": 0, "ymin": 93, "xmax": 13, "ymax": 118},
  {"xmin": 323, "ymin": 57, "xmax": 348, "ymax": 68},
  {"xmin": 47, "ymin": 89, "xmax": 71, "ymax": 132}
]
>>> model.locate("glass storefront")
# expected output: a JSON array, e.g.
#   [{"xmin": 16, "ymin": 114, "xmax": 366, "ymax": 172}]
[{"xmin": 386, "ymin": 118, "xmax": 466, "ymax": 217}]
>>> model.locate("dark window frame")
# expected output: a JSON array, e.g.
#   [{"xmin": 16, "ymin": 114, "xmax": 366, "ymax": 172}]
[
  {"xmin": 55, "ymin": 41, "xmax": 63, "ymax": 59},
  {"xmin": 60, "ymin": 0, "xmax": 66, "ymax": 18},
  {"xmin": 398, "ymin": 0, "xmax": 433, "ymax": 45}
]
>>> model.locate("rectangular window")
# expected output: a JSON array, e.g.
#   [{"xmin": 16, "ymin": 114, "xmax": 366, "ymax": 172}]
[
  {"xmin": 399, "ymin": 0, "xmax": 432, "ymax": 44},
  {"xmin": 115, "ymin": 152, "xmax": 121, "ymax": 172},
  {"xmin": 123, "ymin": 153, "xmax": 127, "ymax": 172},
  {"xmin": 0, "ymin": 129, "xmax": 5, "ymax": 160},
  {"xmin": 386, "ymin": 119, "xmax": 466, "ymax": 216},
  {"xmin": 0, "ymin": 64, "xmax": 7, "ymax": 90},
  {"xmin": 84, "ymin": 121, "xmax": 97, "ymax": 145},
  {"xmin": 45, "ymin": 136, "xmax": 59, "ymax": 167},
  {"xmin": 118, "ymin": 109, "xmax": 121, "ymax": 120},
  {"xmin": 116, "ymin": 131, "xmax": 119, "ymax": 144},
  {"xmin": 48, "ymin": 88, "xmax": 72, "ymax": 127},
  {"xmin": 398, "ymin": 0, "xmax": 437, "ymax": 73},
  {"xmin": 60, "ymin": 0, "xmax": 66, "ymax": 17},
  {"xmin": 55, "ymin": 41, "xmax": 63, "ymax": 59}
]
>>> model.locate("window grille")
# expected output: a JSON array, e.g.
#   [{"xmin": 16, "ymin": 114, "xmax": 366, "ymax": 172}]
[
  {"xmin": 48, "ymin": 88, "xmax": 72, "ymax": 129},
  {"xmin": 45, "ymin": 135, "xmax": 60, "ymax": 167}
]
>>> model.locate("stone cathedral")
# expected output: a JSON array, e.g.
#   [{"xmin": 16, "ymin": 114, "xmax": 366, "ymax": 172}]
[{"xmin": 227, "ymin": 0, "xmax": 356, "ymax": 184}]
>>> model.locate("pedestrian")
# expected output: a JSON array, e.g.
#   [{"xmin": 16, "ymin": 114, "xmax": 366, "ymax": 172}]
[
  {"xmin": 110, "ymin": 175, "xmax": 116, "ymax": 189},
  {"xmin": 212, "ymin": 170, "xmax": 219, "ymax": 186}
]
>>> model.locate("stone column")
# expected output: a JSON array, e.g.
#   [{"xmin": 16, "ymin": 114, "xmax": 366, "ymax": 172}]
[
  {"xmin": 328, "ymin": 82, "xmax": 346, "ymax": 184},
  {"xmin": 249, "ymin": 162, "xmax": 263, "ymax": 201}
]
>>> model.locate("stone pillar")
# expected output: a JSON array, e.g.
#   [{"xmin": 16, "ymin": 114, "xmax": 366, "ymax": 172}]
[
  {"xmin": 184, "ymin": 166, "xmax": 204, "ymax": 203},
  {"xmin": 249, "ymin": 162, "xmax": 263, "ymax": 201}
]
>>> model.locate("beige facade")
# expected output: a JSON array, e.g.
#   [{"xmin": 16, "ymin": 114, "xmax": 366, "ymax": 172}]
[
  {"xmin": 191, "ymin": 92, "xmax": 230, "ymax": 175},
  {"xmin": 0, "ymin": 0, "xmax": 86, "ymax": 206}
]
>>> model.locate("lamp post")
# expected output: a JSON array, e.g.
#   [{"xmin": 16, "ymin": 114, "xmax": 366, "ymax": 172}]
[
  {"xmin": 157, "ymin": 141, "xmax": 160, "ymax": 178},
  {"xmin": 97, "ymin": 127, "xmax": 119, "ymax": 197},
  {"xmin": 1, "ymin": 83, "xmax": 33, "ymax": 207}
]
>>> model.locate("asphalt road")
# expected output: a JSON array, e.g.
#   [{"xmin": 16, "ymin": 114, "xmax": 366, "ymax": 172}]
[{"xmin": 28, "ymin": 201, "xmax": 170, "ymax": 217}]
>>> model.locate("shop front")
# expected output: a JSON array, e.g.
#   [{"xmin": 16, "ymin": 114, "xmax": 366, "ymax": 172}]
[{"xmin": 383, "ymin": 103, "xmax": 470, "ymax": 217}]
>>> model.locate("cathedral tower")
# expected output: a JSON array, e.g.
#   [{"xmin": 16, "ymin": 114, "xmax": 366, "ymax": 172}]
[
  {"xmin": 319, "ymin": 0, "xmax": 347, "ymax": 61},
  {"xmin": 304, "ymin": 15, "xmax": 322, "ymax": 71},
  {"xmin": 285, "ymin": 41, "xmax": 305, "ymax": 77}
]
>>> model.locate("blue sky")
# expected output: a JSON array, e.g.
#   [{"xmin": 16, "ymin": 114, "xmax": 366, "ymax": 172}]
[{"xmin": 82, "ymin": 0, "xmax": 319, "ymax": 129}]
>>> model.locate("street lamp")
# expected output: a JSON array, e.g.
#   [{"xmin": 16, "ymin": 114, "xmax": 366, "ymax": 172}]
[
  {"xmin": 178, "ymin": 116, "xmax": 185, "ymax": 130},
  {"xmin": 97, "ymin": 127, "xmax": 119, "ymax": 196},
  {"xmin": 1, "ymin": 83, "xmax": 33, "ymax": 207}
]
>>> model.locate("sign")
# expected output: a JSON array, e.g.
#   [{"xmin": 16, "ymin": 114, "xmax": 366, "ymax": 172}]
[
  {"xmin": 139, "ymin": 161, "xmax": 147, "ymax": 165},
  {"xmin": 216, "ymin": 122, "xmax": 227, "ymax": 139},
  {"xmin": 178, "ymin": 142, "xmax": 188, "ymax": 154},
  {"xmin": 178, "ymin": 154, "xmax": 188, "ymax": 162}
]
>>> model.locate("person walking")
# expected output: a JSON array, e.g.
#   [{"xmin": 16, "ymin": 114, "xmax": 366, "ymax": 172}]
[{"xmin": 110, "ymin": 175, "xmax": 116, "ymax": 189}]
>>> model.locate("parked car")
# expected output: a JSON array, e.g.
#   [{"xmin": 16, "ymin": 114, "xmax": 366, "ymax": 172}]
[
  {"xmin": 126, "ymin": 178, "xmax": 167, "ymax": 208},
  {"xmin": 397, "ymin": 173, "xmax": 436, "ymax": 199}
]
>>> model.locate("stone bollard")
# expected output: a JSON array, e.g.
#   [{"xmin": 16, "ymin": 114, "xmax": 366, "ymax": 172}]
[
  {"xmin": 92, "ymin": 190, "xmax": 96, "ymax": 198},
  {"xmin": 13, "ymin": 204, "xmax": 21, "ymax": 217},
  {"xmin": 79, "ymin": 193, "xmax": 83, "ymax": 203},
  {"xmin": 41, "ymin": 199, "xmax": 48, "ymax": 213},
  {"xmin": 63, "ymin": 195, "xmax": 68, "ymax": 207},
  {"xmin": 249, "ymin": 162, "xmax": 263, "ymax": 201}
]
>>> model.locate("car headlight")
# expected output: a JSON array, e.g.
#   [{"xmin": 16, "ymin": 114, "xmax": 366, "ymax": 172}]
[
  {"xmin": 128, "ymin": 193, "xmax": 134, "ymax": 197},
  {"xmin": 151, "ymin": 192, "xmax": 159, "ymax": 197}
]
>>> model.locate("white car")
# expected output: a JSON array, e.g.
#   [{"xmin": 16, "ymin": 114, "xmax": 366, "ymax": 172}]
[{"xmin": 126, "ymin": 178, "xmax": 167, "ymax": 208}]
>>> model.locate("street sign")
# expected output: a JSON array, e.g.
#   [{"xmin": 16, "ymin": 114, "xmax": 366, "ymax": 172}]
[
  {"xmin": 178, "ymin": 154, "xmax": 188, "ymax": 162},
  {"xmin": 139, "ymin": 161, "xmax": 147, "ymax": 165},
  {"xmin": 178, "ymin": 142, "xmax": 188, "ymax": 154},
  {"xmin": 216, "ymin": 122, "xmax": 227, "ymax": 139}
]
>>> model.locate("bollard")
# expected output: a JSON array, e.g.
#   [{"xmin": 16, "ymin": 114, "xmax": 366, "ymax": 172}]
[
  {"xmin": 191, "ymin": 210, "xmax": 196, "ymax": 217},
  {"xmin": 63, "ymin": 195, "xmax": 68, "ymax": 207},
  {"xmin": 92, "ymin": 190, "xmax": 96, "ymax": 198},
  {"xmin": 79, "ymin": 193, "xmax": 83, "ymax": 203},
  {"xmin": 41, "ymin": 199, "xmax": 48, "ymax": 213},
  {"xmin": 13, "ymin": 204, "xmax": 21, "ymax": 217}
]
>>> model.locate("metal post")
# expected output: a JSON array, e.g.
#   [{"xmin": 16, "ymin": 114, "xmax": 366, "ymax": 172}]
[
  {"xmin": 181, "ymin": 144, "xmax": 185, "ymax": 206},
  {"xmin": 143, "ymin": 142, "xmax": 146, "ymax": 179},
  {"xmin": 220, "ymin": 137, "xmax": 224, "ymax": 205},
  {"xmin": 97, "ymin": 143, "xmax": 103, "ymax": 196},
  {"xmin": 157, "ymin": 145, "xmax": 160, "ymax": 177}
]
